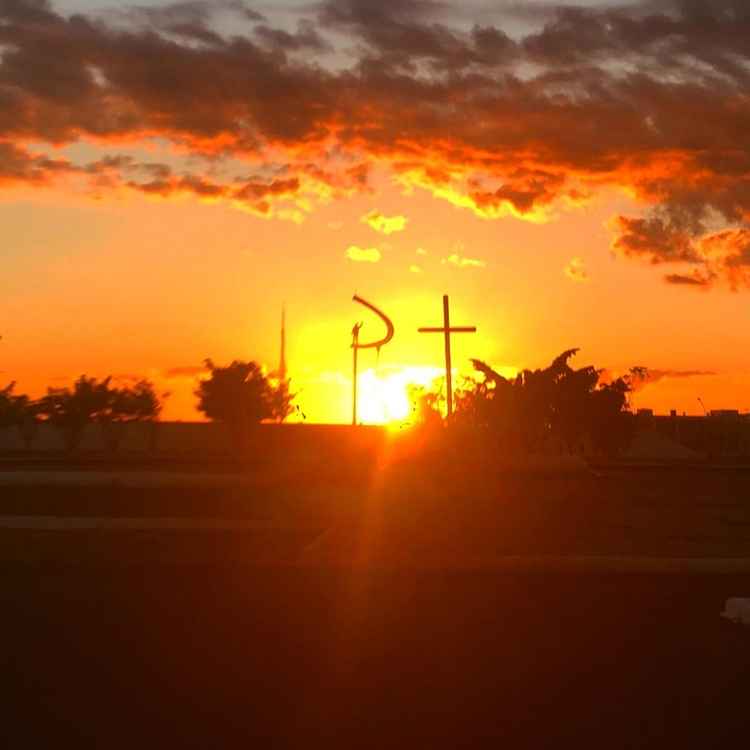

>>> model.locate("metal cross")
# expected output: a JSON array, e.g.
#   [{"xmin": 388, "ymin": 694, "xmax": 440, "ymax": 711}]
[{"xmin": 418, "ymin": 295, "xmax": 476, "ymax": 417}]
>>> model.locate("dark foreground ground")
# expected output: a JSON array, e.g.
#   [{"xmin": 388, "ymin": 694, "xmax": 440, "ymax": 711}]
[
  {"xmin": 4, "ymin": 464, "xmax": 750, "ymax": 562},
  {"xmin": 2, "ymin": 567, "xmax": 749, "ymax": 747},
  {"xmin": 2, "ymin": 464, "xmax": 750, "ymax": 746}
]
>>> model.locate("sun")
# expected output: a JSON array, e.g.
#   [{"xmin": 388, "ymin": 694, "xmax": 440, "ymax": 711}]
[
  {"xmin": 358, "ymin": 370, "xmax": 410, "ymax": 424},
  {"xmin": 357, "ymin": 366, "xmax": 444, "ymax": 425}
]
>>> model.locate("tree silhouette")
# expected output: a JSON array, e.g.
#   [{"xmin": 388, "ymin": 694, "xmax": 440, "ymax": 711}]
[
  {"xmin": 454, "ymin": 350, "xmax": 639, "ymax": 456},
  {"xmin": 194, "ymin": 360, "xmax": 294, "ymax": 444},
  {"xmin": 0, "ymin": 382, "xmax": 40, "ymax": 450},
  {"xmin": 99, "ymin": 380, "xmax": 163, "ymax": 452},
  {"xmin": 112, "ymin": 380, "xmax": 163, "ymax": 422},
  {"xmin": 0, "ymin": 382, "xmax": 27, "ymax": 427},
  {"xmin": 37, "ymin": 376, "xmax": 110, "ymax": 452}
]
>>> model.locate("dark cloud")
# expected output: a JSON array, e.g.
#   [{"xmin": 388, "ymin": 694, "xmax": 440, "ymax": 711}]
[
  {"xmin": 123, "ymin": 2, "xmax": 224, "ymax": 44},
  {"xmin": 0, "ymin": 139, "xmax": 311, "ymax": 216},
  {"xmin": 614, "ymin": 222, "xmax": 750, "ymax": 290},
  {"xmin": 120, "ymin": 1, "xmax": 265, "ymax": 39},
  {"xmin": 319, "ymin": 0, "xmax": 517, "ymax": 71},
  {"xmin": 254, "ymin": 20, "xmax": 331, "ymax": 53},
  {"xmin": 611, "ymin": 215, "xmax": 700, "ymax": 264},
  {"xmin": 664, "ymin": 272, "xmax": 712, "ymax": 288},
  {"xmin": 232, "ymin": 176, "xmax": 301, "ymax": 214},
  {"xmin": 629, "ymin": 367, "xmax": 718, "ymax": 391},
  {"xmin": 600, "ymin": 364, "xmax": 717, "ymax": 389},
  {"xmin": 1, "ymin": 0, "xmax": 750, "ymax": 288},
  {"xmin": 470, "ymin": 168, "xmax": 566, "ymax": 216},
  {"xmin": 649, "ymin": 368, "xmax": 717, "ymax": 380},
  {"xmin": 522, "ymin": 1, "xmax": 750, "ymax": 75},
  {"xmin": 124, "ymin": 173, "xmax": 305, "ymax": 216},
  {"xmin": 84, "ymin": 155, "xmax": 136, "ymax": 173},
  {"xmin": 0, "ymin": 141, "xmax": 75, "ymax": 184},
  {"xmin": 0, "ymin": 0, "xmax": 56, "ymax": 24},
  {"xmin": 318, "ymin": 0, "xmax": 446, "ymax": 26}
]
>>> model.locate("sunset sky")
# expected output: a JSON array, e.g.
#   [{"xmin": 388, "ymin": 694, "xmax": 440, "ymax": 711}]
[{"xmin": 3, "ymin": 0, "xmax": 750, "ymax": 422}]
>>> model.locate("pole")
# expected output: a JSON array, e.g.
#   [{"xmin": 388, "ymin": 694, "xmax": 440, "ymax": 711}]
[
  {"xmin": 352, "ymin": 327, "xmax": 359, "ymax": 425},
  {"xmin": 443, "ymin": 295, "xmax": 453, "ymax": 417}
]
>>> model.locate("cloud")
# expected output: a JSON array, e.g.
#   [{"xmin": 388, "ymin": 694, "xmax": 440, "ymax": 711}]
[
  {"xmin": 254, "ymin": 20, "xmax": 331, "ymax": 53},
  {"xmin": 164, "ymin": 365, "xmax": 208, "ymax": 379},
  {"xmin": 564, "ymin": 257, "xmax": 589, "ymax": 283},
  {"xmin": 361, "ymin": 209, "xmax": 408, "ymax": 235},
  {"xmin": 123, "ymin": 172, "xmax": 308, "ymax": 218},
  {"xmin": 415, "ymin": 247, "xmax": 427, "ymax": 255},
  {"xmin": 318, "ymin": 0, "xmax": 517, "ymax": 72},
  {"xmin": 443, "ymin": 253, "xmax": 485, "ymax": 268},
  {"xmin": 611, "ymin": 215, "xmax": 701, "ymax": 265},
  {"xmin": 628, "ymin": 368, "xmax": 718, "ymax": 392},
  {"xmin": 409, "ymin": 264, "xmax": 422, "ymax": 273},
  {"xmin": 664, "ymin": 272, "xmax": 712, "ymax": 289},
  {"xmin": 0, "ymin": 142, "xmax": 76, "ymax": 186},
  {"xmin": 613, "ymin": 223, "xmax": 750, "ymax": 290},
  {"xmin": 110, "ymin": 373, "xmax": 148, "ymax": 384},
  {"xmin": 115, "ymin": 1, "xmax": 235, "ymax": 45},
  {"xmin": 1, "ymin": 1, "xmax": 750, "ymax": 287},
  {"xmin": 599, "ymin": 366, "xmax": 718, "ymax": 392},
  {"xmin": 346, "ymin": 245, "xmax": 381, "ymax": 262}
]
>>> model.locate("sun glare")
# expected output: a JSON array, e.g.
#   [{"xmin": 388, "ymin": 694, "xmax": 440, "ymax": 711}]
[{"xmin": 357, "ymin": 366, "xmax": 444, "ymax": 425}]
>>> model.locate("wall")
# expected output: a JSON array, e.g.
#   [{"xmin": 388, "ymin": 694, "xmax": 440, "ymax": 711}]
[{"xmin": 0, "ymin": 421, "xmax": 388, "ymax": 463}]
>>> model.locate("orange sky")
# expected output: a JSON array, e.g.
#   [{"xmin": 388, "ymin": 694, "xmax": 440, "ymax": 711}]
[{"xmin": 3, "ymin": 1, "xmax": 750, "ymax": 422}]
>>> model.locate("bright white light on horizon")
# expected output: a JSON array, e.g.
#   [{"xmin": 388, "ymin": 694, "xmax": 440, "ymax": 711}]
[{"xmin": 357, "ymin": 366, "xmax": 444, "ymax": 425}]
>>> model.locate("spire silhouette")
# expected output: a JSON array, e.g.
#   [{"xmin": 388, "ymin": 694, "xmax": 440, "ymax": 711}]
[{"xmin": 279, "ymin": 305, "xmax": 287, "ymax": 381}]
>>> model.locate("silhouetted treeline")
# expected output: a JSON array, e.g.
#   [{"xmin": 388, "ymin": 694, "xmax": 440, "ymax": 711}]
[
  {"xmin": 1, "ymin": 360, "xmax": 293, "ymax": 453},
  {"xmin": 3, "ymin": 352, "xmax": 639, "ymax": 456},
  {"xmin": 1, "ymin": 376, "xmax": 163, "ymax": 452}
]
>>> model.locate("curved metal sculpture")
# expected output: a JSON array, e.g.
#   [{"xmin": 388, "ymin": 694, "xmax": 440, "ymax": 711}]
[
  {"xmin": 351, "ymin": 294, "xmax": 395, "ymax": 351},
  {"xmin": 351, "ymin": 294, "xmax": 395, "ymax": 425}
]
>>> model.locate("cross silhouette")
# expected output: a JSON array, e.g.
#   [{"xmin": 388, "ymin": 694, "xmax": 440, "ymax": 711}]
[{"xmin": 418, "ymin": 295, "xmax": 476, "ymax": 417}]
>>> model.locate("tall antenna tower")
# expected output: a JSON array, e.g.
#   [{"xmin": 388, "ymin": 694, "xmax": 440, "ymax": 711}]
[{"xmin": 278, "ymin": 305, "xmax": 287, "ymax": 381}]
